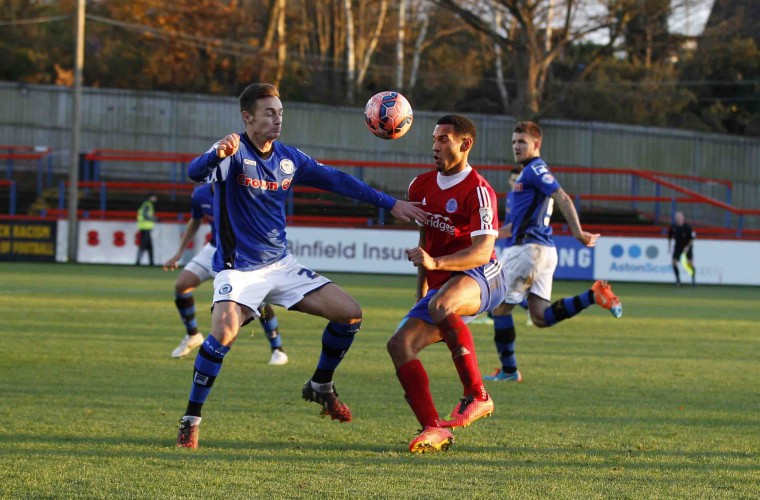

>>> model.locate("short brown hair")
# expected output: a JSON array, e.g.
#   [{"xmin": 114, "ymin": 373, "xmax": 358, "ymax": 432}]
[
  {"xmin": 513, "ymin": 121, "xmax": 542, "ymax": 140},
  {"xmin": 239, "ymin": 83, "xmax": 279, "ymax": 113},
  {"xmin": 437, "ymin": 114, "xmax": 477, "ymax": 143}
]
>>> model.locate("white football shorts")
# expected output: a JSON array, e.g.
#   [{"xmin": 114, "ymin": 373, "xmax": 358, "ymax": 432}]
[
  {"xmin": 500, "ymin": 243, "xmax": 558, "ymax": 303},
  {"xmin": 183, "ymin": 242, "xmax": 217, "ymax": 282},
  {"xmin": 212, "ymin": 254, "xmax": 332, "ymax": 316}
]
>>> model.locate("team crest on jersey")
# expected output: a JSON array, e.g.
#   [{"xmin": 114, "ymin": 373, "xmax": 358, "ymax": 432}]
[
  {"xmin": 514, "ymin": 183, "xmax": 523, "ymax": 192},
  {"xmin": 280, "ymin": 159, "xmax": 295, "ymax": 175},
  {"xmin": 445, "ymin": 199, "xmax": 458, "ymax": 213},
  {"xmin": 542, "ymin": 174, "xmax": 555, "ymax": 184},
  {"xmin": 218, "ymin": 284, "xmax": 232, "ymax": 295},
  {"xmin": 479, "ymin": 207, "xmax": 493, "ymax": 225},
  {"xmin": 244, "ymin": 159, "xmax": 257, "ymax": 166}
]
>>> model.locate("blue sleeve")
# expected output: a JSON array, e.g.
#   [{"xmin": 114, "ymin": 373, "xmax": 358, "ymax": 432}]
[
  {"xmin": 293, "ymin": 149, "xmax": 396, "ymax": 211},
  {"xmin": 188, "ymin": 150, "xmax": 223, "ymax": 183},
  {"xmin": 526, "ymin": 163, "xmax": 561, "ymax": 197},
  {"xmin": 190, "ymin": 192, "xmax": 204, "ymax": 220}
]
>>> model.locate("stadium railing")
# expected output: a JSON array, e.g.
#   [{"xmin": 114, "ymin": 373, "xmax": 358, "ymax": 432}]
[
  {"xmin": 6, "ymin": 148, "xmax": 760, "ymax": 239},
  {"xmin": 0, "ymin": 145, "xmax": 54, "ymax": 196},
  {"xmin": 0, "ymin": 179, "xmax": 17, "ymax": 215}
]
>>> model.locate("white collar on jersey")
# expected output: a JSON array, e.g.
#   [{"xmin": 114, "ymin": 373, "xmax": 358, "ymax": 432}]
[{"xmin": 436, "ymin": 165, "xmax": 472, "ymax": 190}]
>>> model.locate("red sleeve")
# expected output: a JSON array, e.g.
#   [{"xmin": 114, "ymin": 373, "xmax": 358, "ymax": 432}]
[
  {"xmin": 468, "ymin": 181, "xmax": 499, "ymax": 238},
  {"xmin": 407, "ymin": 176, "xmax": 420, "ymax": 202}
]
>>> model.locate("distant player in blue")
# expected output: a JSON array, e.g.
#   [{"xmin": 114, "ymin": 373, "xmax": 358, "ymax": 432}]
[
  {"xmin": 163, "ymin": 184, "xmax": 288, "ymax": 365},
  {"xmin": 484, "ymin": 121, "xmax": 623, "ymax": 382},
  {"xmin": 176, "ymin": 83, "xmax": 428, "ymax": 448}
]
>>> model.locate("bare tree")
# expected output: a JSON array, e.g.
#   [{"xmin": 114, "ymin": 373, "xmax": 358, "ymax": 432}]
[
  {"xmin": 396, "ymin": 0, "xmax": 408, "ymax": 90},
  {"xmin": 434, "ymin": 0, "xmax": 629, "ymax": 117},
  {"xmin": 492, "ymin": 6, "xmax": 510, "ymax": 112},
  {"xmin": 407, "ymin": 0, "xmax": 431, "ymax": 89},
  {"xmin": 274, "ymin": 0, "xmax": 287, "ymax": 87},
  {"xmin": 344, "ymin": 0, "xmax": 356, "ymax": 100},
  {"xmin": 356, "ymin": 0, "xmax": 389, "ymax": 88},
  {"xmin": 260, "ymin": 0, "xmax": 288, "ymax": 86}
]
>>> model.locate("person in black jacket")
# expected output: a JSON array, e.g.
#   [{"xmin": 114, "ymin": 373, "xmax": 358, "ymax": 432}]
[{"xmin": 668, "ymin": 211, "xmax": 696, "ymax": 287}]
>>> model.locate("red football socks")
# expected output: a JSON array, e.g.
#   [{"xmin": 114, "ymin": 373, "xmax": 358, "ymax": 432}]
[
  {"xmin": 397, "ymin": 359, "xmax": 440, "ymax": 428},
  {"xmin": 438, "ymin": 314, "xmax": 487, "ymax": 401}
]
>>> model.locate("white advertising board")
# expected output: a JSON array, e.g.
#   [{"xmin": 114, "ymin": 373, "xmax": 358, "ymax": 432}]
[
  {"xmin": 73, "ymin": 220, "xmax": 212, "ymax": 266},
  {"xmin": 595, "ymin": 236, "xmax": 760, "ymax": 285},
  {"xmin": 54, "ymin": 222, "xmax": 760, "ymax": 286},
  {"xmin": 67, "ymin": 222, "xmax": 420, "ymax": 275},
  {"xmin": 286, "ymin": 227, "xmax": 418, "ymax": 275}
]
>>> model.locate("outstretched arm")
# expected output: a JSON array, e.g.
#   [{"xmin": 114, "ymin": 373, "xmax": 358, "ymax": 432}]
[
  {"xmin": 188, "ymin": 133, "xmax": 239, "ymax": 182},
  {"xmin": 390, "ymin": 200, "xmax": 428, "ymax": 224},
  {"xmin": 296, "ymin": 158, "xmax": 427, "ymax": 223},
  {"xmin": 551, "ymin": 188, "xmax": 599, "ymax": 247},
  {"xmin": 164, "ymin": 218, "xmax": 202, "ymax": 271}
]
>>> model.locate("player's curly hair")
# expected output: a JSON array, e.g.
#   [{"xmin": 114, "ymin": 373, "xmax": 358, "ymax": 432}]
[
  {"xmin": 437, "ymin": 115, "xmax": 477, "ymax": 142},
  {"xmin": 513, "ymin": 121, "xmax": 542, "ymax": 140},
  {"xmin": 239, "ymin": 83, "xmax": 280, "ymax": 112}
]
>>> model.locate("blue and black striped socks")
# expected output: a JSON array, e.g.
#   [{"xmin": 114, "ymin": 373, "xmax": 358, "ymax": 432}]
[
  {"xmin": 311, "ymin": 321, "xmax": 360, "ymax": 384},
  {"xmin": 543, "ymin": 290, "xmax": 595, "ymax": 326},
  {"xmin": 185, "ymin": 335, "xmax": 230, "ymax": 418},
  {"xmin": 492, "ymin": 314, "xmax": 518, "ymax": 374},
  {"xmin": 175, "ymin": 292, "xmax": 198, "ymax": 336}
]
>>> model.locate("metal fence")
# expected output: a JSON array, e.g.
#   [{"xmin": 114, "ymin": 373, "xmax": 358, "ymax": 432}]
[{"xmin": 1, "ymin": 81, "xmax": 758, "ymax": 221}]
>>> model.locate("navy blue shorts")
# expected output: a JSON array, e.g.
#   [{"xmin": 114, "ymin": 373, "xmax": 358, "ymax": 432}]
[{"xmin": 405, "ymin": 260, "xmax": 507, "ymax": 325}]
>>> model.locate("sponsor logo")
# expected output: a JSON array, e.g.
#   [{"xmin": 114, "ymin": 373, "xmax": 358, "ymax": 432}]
[
  {"xmin": 236, "ymin": 174, "xmax": 291, "ymax": 191},
  {"xmin": 243, "ymin": 159, "xmax": 257, "ymax": 166},
  {"xmin": 280, "ymin": 159, "xmax": 295, "ymax": 175},
  {"xmin": 531, "ymin": 164, "xmax": 548, "ymax": 176},
  {"xmin": 193, "ymin": 372, "xmax": 209, "ymax": 386},
  {"xmin": 421, "ymin": 197, "xmax": 426, "ymax": 206},
  {"xmin": 479, "ymin": 206, "xmax": 493, "ymax": 225},
  {"xmin": 426, "ymin": 214, "xmax": 456, "ymax": 235},
  {"xmin": 218, "ymin": 284, "xmax": 233, "ymax": 295},
  {"xmin": 445, "ymin": 198, "xmax": 458, "ymax": 213},
  {"xmin": 542, "ymin": 174, "xmax": 555, "ymax": 184},
  {"xmin": 608, "ymin": 243, "xmax": 670, "ymax": 273},
  {"xmin": 611, "ymin": 243, "xmax": 659, "ymax": 260}
]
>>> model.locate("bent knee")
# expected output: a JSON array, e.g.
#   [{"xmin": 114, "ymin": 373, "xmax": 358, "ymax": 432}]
[
  {"xmin": 386, "ymin": 334, "xmax": 402, "ymax": 355},
  {"xmin": 386, "ymin": 333, "xmax": 415, "ymax": 365},
  {"xmin": 334, "ymin": 304, "xmax": 363, "ymax": 325},
  {"xmin": 427, "ymin": 297, "xmax": 455, "ymax": 322},
  {"xmin": 175, "ymin": 283, "xmax": 194, "ymax": 295}
]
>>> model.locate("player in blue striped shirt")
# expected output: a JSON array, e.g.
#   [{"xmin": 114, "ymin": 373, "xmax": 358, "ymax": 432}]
[
  {"xmin": 484, "ymin": 121, "xmax": 623, "ymax": 382},
  {"xmin": 176, "ymin": 83, "xmax": 427, "ymax": 448}
]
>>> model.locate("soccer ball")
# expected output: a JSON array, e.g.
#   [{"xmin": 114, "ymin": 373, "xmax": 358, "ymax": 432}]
[{"xmin": 364, "ymin": 91, "xmax": 414, "ymax": 140}]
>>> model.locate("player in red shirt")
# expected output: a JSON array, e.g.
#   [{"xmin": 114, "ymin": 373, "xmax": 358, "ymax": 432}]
[{"xmin": 387, "ymin": 115, "xmax": 508, "ymax": 453}]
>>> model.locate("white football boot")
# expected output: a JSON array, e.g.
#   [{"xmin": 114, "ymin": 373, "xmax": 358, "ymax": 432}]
[
  {"xmin": 268, "ymin": 349, "xmax": 289, "ymax": 365},
  {"xmin": 172, "ymin": 334, "xmax": 204, "ymax": 358}
]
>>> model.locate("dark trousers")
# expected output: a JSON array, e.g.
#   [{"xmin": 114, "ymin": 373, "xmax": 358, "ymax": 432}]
[{"xmin": 136, "ymin": 229, "xmax": 154, "ymax": 266}]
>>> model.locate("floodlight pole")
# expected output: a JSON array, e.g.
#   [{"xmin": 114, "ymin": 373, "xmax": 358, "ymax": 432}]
[{"xmin": 67, "ymin": 0, "xmax": 85, "ymax": 262}]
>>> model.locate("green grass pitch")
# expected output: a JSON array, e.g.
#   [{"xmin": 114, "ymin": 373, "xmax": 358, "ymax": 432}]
[{"xmin": 1, "ymin": 262, "xmax": 758, "ymax": 498}]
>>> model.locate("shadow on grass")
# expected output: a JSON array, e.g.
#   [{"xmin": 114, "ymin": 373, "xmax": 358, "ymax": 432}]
[{"xmin": 2, "ymin": 431, "xmax": 757, "ymax": 473}]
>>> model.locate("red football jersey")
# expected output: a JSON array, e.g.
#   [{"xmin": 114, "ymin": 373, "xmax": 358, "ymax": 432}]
[{"xmin": 407, "ymin": 166, "xmax": 499, "ymax": 290}]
